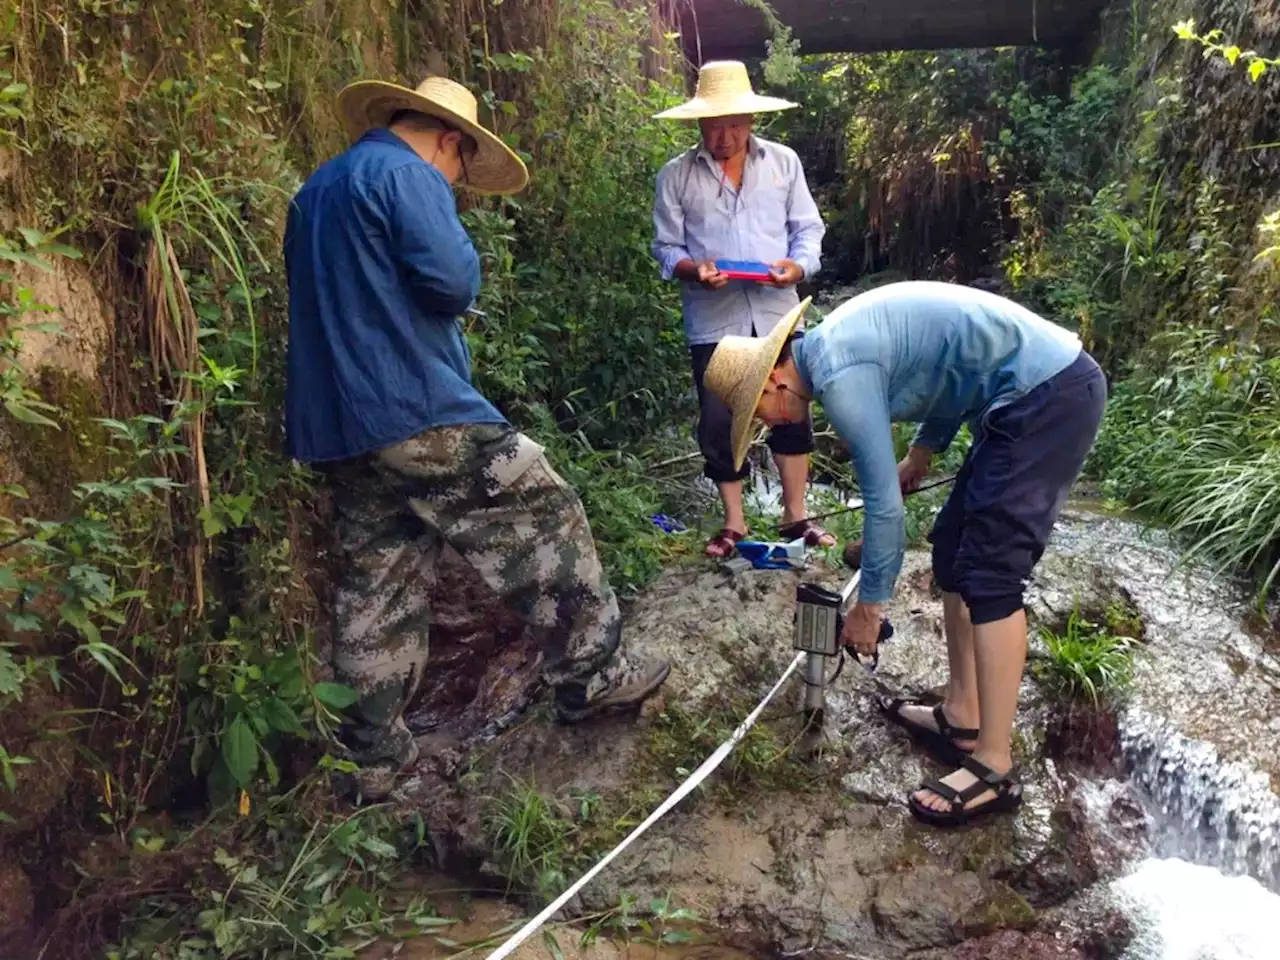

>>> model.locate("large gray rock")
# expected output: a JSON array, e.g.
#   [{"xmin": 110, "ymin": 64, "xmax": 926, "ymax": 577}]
[{"xmin": 390, "ymin": 544, "xmax": 1138, "ymax": 957}]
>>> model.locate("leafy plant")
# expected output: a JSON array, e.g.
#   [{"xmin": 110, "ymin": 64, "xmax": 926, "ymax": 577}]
[{"xmin": 1034, "ymin": 609, "xmax": 1136, "ymax": 706}]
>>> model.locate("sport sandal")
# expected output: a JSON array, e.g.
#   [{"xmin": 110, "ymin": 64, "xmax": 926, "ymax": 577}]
[
  {"xmin": 908, "ymin": 754, "xmax": 1023, "ymax": 827},
  {"xmin": 879, "ymin": 696, "xmax": 978, "ymax": 765}
]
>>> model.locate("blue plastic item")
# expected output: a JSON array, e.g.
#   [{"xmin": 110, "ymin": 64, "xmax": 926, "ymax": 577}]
[
  {"xmin": 714, "ymin": 259, "xmax": 774, "ymax": 281},
  {"xmin": 735, "ymin": 539, "xmax": 804, "ymax": 569},
  {"xmin": 649, "ymin": 514, "xmax": 689, "ymax": 534}
]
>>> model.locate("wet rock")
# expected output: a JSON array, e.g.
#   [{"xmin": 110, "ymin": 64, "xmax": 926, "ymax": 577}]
[
  {"xmin": 873, "ymin": 866, "xmax": 986, "ymax": 947},
  {"xmin": 998, "ymin": 791, "xmax": 1100, "ymax": 908},
  {"xmin": 872, "ymin": 864, "xmax": 1036, "ymax": 949},
  {"xmin": 942, "ymin": 928, "xmax": 1086, "ymax": 960}
]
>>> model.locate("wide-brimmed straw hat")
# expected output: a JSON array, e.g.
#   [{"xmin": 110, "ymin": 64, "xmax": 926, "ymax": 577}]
[
  {"xmin": 654, "ymin": 60, "xmax": 798, "ymax": 120},
  {"xmin": 337, "ymin": 76, "xmax": 529, "ymax": 195},
  {"xmin": 705, "ymin": 296, "xmax": 814, "ymax": 471}
]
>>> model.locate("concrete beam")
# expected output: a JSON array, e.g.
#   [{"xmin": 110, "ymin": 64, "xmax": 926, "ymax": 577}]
[{"xmin": 678, "ymin": 0, "xmax": 1110, "ymax": 60}]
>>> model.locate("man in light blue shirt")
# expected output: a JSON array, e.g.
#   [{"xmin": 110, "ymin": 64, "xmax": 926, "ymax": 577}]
[
  {"xmin": 652, "ymin": 61, "xmax": 831, "ymax": 558},
  {"xmin": 702, "ymin": 281, "xmax": 1106, "ymax": 828}
]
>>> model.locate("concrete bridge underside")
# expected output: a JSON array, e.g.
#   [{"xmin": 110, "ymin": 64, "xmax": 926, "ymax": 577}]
[{"xmin": 677, "ymin": 0, "xmax": 1111, "ymax": 61}]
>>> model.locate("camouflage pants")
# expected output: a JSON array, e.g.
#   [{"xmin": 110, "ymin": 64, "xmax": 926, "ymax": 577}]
[{"xmin": 322, "ymin": 424, "xmax": 623, "ymax": 767}]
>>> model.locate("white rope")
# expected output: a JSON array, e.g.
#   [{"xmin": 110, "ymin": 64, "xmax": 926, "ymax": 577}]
[{"xmin": 484, "ymin": 650, "xmax": 808, "ymax": 959}]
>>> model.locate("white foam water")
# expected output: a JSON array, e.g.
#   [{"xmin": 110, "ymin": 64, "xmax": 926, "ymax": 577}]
[
  {"xmin": 1113, "ymin": 858, "xmax": 1280, "ymax": 960},
  {"xmin": 1120, "ymin": 708, "xmax": 1280, "ymax": 892}
]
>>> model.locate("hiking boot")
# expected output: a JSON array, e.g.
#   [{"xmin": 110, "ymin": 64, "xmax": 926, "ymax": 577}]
[
  {"xmin": 336, "ymin": 738, "xmax": 419, "ymax": 803},
  {"xmin": 554, "ymin": 654, "xmax": 671, "ymax": 723}
]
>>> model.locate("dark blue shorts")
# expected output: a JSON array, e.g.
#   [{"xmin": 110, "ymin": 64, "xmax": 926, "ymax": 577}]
[{"xmin": 928, "ymin": 350, "xmax": 1107, "ymax": 625}]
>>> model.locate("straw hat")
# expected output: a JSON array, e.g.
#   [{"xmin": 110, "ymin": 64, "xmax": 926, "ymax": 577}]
[
  {"xmin": 705, "ymin": 296, "xmax": 814, "ymax": 471},
  {"xmin": 337, "ymin": 76, "xmax": 529, "ymax": 195},
  {"xmin": 654, "ymin": 60, "xmax": 798, "ymax": 120}
]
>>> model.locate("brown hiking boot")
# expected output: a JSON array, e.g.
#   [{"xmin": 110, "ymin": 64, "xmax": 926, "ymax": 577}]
[{"xmin": 554, "ymin": 654, "xmax": 671, "ymax": 723}]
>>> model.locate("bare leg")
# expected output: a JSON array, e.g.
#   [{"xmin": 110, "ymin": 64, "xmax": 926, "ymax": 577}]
[
  {"xmin": 776, "ymin": 453, "xmax": 836, "ymax": 545},
  {"xmin": 914, "ymin": 608, "xmax": 1027, "ymax": 811},
  {"xmin": 896, "ymin": 591, "xmax": 980, "ymax": 744},
  {"xmin": 718, "ymin": 479, "xmax": 747, "ymax": 535}
]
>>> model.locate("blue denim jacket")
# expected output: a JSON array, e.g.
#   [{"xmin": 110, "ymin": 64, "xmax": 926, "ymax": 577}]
[
  {"xmin": 651, "ymin": 136, "xmax": 825, "ymax": 345},
  {"xmin": 793, "ymin": 282, "xmax": 1082, "ymax": 604},
  {"xmin": 283, "ymin": 128, "xmax": 506, "ymax": 463}
]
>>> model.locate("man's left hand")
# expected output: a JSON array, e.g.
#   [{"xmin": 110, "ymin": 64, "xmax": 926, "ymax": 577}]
[
  {"xmin": 841, "ymin": 601, "xmax": 885, "ymax": 658},
  {"xmin": 769, "ymin": 259, "xmax": 804, "ymax": 286}
]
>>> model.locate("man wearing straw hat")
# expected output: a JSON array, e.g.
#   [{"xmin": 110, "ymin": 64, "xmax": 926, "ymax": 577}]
[
  {"xmin": 652, "ymin": 60, "xmax": 831, "ymax": 559},
  {"xmin": 283, "ymin": 76, "xmax": 670, "ymax": 800},
  {"xmin": 703, "ymin": 281, "xmax": 1106, "ymax": 827}
]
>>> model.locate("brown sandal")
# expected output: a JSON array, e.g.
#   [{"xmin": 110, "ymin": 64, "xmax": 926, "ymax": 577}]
[
  {"xmin": 778, "ymin": 519, "xmax": 836, "ymax": 548},
  {"xmin": 705, "ymin": 527, "xmax": 744, "ymax": 558}
]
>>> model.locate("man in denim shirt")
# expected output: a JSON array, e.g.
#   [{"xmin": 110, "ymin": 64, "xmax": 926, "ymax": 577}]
[
  {"xmin": 652, "ymin": 61, "xmax": 832, "ymax": 558},
  {"xmin": 702, "ymin": 282, "xmax": 1106, "ymax": 826},
  {"xmin": 285, "ymin": 76, "xmax": 669, "ymax": 800}
]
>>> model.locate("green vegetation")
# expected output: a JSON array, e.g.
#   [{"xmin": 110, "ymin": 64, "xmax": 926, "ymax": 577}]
[
  {"xmin": 1033, "ymin": 608, "xmax": 1137, "ymax": 707},
  {"xmin": 3, "ymin": 0, "xmax": 1280, "ymax": 952}
]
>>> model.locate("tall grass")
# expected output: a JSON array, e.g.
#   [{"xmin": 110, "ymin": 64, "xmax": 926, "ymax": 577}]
[{"xmin": 1090, "ymin": 324, "xmax": 1280, "ymax": 603}]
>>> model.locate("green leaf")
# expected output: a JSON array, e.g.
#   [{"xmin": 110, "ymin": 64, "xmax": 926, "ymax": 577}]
[
  {"xmin": 4, "ymin": 399, "xmax": 60, "ymax": 428},
  {"xmin": 541, "ymin": 931, "xmax": 565, "ymax": 960},
  {"xmin": 1224, "ymin": 45, "xmax": 1241, "ymax": 65},
  {"xmin": 221, "ymin": 716, "xmax": 259, "ymax": 786},
  {"xmin": 0, "ymin": 566, "xmax": 19, "ymax": 591},
  {"xmin": 0, "ymin": 648, "xmax": 24, "ymax": 697},
  {"xmin": 313, "ymin": 682, "xmax": 360, "ymax": 710},
  {"xmin": 1249, "ymin": 59, "xmax": 1267, "ymax": 83},
  {"xmin": 261, "ymin": 696, "xmax": 304, "ymax": 735}
]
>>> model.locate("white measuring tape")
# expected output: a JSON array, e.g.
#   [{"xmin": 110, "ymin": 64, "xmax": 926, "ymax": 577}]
[{"xmin": 485, "ymin": 649, "xmax": 808, "ymax": 959}]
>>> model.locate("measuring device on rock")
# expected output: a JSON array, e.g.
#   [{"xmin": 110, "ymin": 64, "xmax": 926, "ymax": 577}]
[{"xmin": 790, "ymin": 474, "xmax": 956, "ymax": 731}]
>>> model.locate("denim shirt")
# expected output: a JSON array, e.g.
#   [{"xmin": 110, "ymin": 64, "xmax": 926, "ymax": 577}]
[
  {"xmin": 283, "ymin": 128, "xmax": 506, "ymax": 463},
  {"xmin": 651, "ymin": 136, "xmax": 825, "ymax": 345},
  {"xmin": 793, "ymin": 282, "xmax": 1082, "ymax": 604}
]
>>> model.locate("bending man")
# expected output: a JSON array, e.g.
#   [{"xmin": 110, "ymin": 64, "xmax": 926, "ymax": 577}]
[{"xmin": 703, "ymin": 281, "xmax": 1106, "ymax": 826}]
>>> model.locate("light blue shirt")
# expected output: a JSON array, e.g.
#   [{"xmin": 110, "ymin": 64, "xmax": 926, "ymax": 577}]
[
  {"xmin": 651, "ymin": 136, "xmax": 825, "ymax": 345},
  {"xmin": 793, "ymin": 282, "xmax": 1082, "ymax": 604}
]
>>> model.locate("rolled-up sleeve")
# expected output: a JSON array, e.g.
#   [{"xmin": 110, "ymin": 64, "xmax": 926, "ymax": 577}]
[
  {"xmin": 817, "ymin": 363, "xmax": 905, "ymax": 604},
  {"xmin": 914, "ymin": 416, "xmax": 964, "ymax": 454},
  {"xmin": 382, "ymin": 165, "xmax": 481, "ymax": 316},
  {"xmin": 785, "ymin": 156, "xmax": 825, "ymax": 280},
  {"xmin": 652, "ymin": 160, "xmax": 692, "ymax": 281}
]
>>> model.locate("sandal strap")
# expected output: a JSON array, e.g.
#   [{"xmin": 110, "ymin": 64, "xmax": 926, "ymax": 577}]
[
  {"xmin": 932, "ymin": 704, "xmax": 979, "ymax": 741},
  {"xmin": 960, "ymin": 754, "xmax": 1019, "ymax": 788},
  {"xmin": 921, "ymin": 776, "xmax": 966, "ymax": 810},
  {"xmin": 779, "ymin": 520, "xmax": 830, "ymax": 546}
]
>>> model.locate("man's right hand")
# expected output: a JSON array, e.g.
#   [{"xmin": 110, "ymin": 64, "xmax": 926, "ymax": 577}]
[
  {"xmin": 897, "ymin": 444, "xmax": 933, "ymax": 494},
  {"xmin": 695, "ymin": 261, "xmax": 728, "ymax": 290}
]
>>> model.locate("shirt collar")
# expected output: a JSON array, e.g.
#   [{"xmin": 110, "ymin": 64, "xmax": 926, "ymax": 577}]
[
  {"xmin": 695, "ymin": 134, "xmax": 767, "ymax": 165},
  {"xmin": 360, "ymin": 127, "xmax": 421, "ymax": 156}
]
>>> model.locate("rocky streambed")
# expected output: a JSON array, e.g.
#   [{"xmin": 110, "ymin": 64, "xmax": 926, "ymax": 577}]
[{"xmin": 373, "ymin": 501, "xmax": 1280, "ymax": 959}]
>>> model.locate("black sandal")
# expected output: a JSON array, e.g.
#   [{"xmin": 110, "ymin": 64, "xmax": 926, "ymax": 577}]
[
  {"xmin": 879, "ymin": 697, "xmax": 978, "ymax": 765},
  {"xmin": 908, "ymin": 755, "xmax": 1023, "ymax": 827}
]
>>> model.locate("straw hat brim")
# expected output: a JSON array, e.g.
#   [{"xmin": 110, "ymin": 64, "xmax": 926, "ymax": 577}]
[
  {"xmin": 337, "ymin": 80, "xmax": 529, "ymax": 196},
  {"xmin": 717, "ymin": 296, "xmax": 813, "ymax": 472},
  {"xmin": 654, "ymin": 92, "xmax": 798, "ymax": 120}
]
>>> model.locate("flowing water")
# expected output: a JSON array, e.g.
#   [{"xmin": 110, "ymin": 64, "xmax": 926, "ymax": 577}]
[{"xmin": 1034, "ymin": 509, "xmax": 1280, "ymax": 959}]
